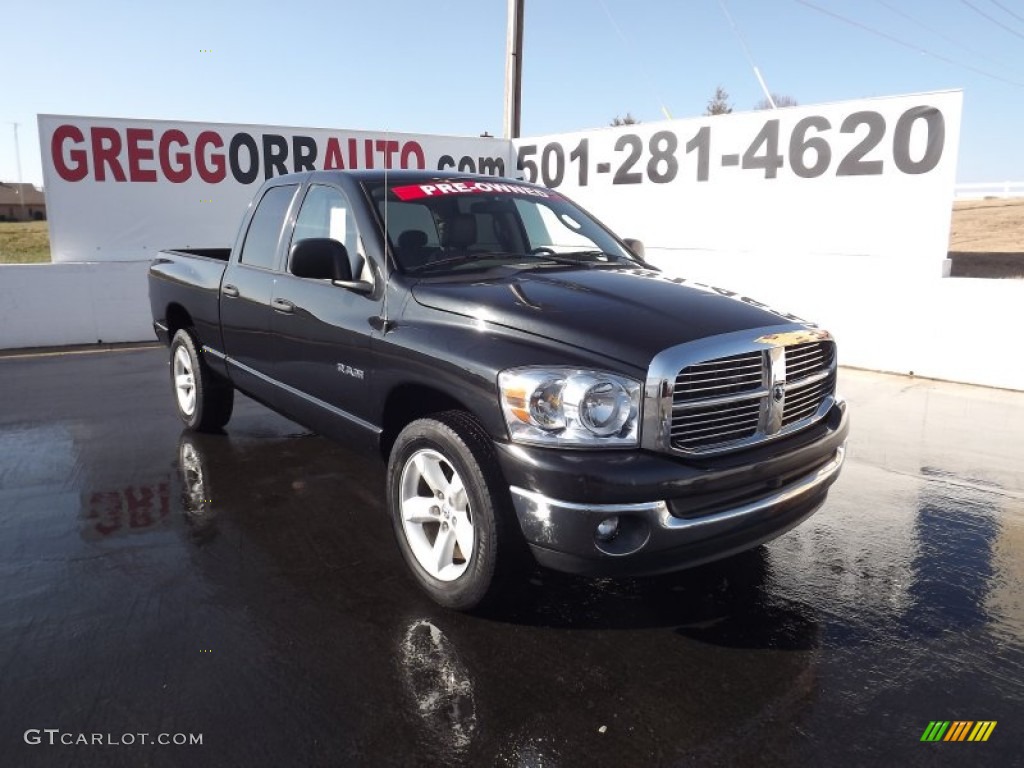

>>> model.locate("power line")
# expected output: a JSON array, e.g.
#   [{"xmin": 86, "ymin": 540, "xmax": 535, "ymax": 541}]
[
  {"xmin": 958, "ymin": 0, "xmax": 1024, "ymax": 42},
  {"xmin": 594, "ymin": 0, "xmax": 674, "ymax": 119},
  {"xmin": 872, "ymin": 0, "xmax": 1015, "ymax": 71},
  {"xmin": 716, "ymin": 0, "xmax": 777, "ymax": 107},
  {"xmin": 987, "ymin": 0, "xmax": 1024, "ymax": 27},
  {"xmin": 793, "ymin": 0, "xmax": 1024, "ymax": 88}
]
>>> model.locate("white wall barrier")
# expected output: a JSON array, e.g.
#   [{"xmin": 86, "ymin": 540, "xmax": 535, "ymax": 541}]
[
  {"xmin": 0, "ymin": 261, "xmax": 154, "ymax": 349},
  {"xmin": 642, "ymin": 249, "xmax": 1024, "ymax": 392}
]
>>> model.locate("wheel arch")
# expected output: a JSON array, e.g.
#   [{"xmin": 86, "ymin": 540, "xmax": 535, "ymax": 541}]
[
  {"xmin": 379, "ymin": 383, "xmax": 502, "ymax": 460},
  {"xmin": 165, "ymin": 303, "xmax": 194, "ymax": 337}
]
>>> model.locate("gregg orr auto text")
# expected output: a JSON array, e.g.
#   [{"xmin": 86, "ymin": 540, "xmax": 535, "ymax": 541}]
[{"xmin": 49, "ymin": 124, "xmax": 507, "ymax": 184}]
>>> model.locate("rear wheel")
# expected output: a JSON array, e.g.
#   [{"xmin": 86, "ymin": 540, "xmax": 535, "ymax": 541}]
[
  {"xmin": 170, "ymin": 329, "xmax": 234, "ymax": 432},
  {"xmin": 387, "ymin": 411, "xmax": 518, "ymax": 610}
]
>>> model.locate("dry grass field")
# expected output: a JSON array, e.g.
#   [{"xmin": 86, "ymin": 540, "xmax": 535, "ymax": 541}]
[
  {"xmin": 949, "ymin": 197, "xmax": 1024, "ymax": 251},
  {"xmin": 948, "ymin": 197, "xmax": 1024, "ymax": 278},
  {"xmin": 0, "ymin": 221, "xmax": 50, "ymax": 264}
]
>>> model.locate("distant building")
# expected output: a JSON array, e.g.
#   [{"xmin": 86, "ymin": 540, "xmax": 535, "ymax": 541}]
[{"xmin": 0, "ymin": 183, "xmax": 46, "ymax": 221}]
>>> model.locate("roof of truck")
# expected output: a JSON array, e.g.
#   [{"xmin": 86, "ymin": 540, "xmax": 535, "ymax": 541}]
[{"xmin": 268, "ymin": 169, "xmax": 531, "ymax": 185}]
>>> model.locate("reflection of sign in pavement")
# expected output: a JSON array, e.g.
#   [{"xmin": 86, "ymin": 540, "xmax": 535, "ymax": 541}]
[{"xmin": 83, "ymin": 481, "xmax": 170, "ymax": 539}]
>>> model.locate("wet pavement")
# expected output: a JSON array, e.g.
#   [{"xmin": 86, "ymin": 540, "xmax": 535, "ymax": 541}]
[{"xmin": 1, "ymin": 347, "xmax": 1022, "ymax": 767}]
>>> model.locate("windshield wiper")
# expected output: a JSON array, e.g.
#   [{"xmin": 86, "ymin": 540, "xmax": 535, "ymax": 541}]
[
  {"xmin": 410, "ymin": 249, "xmax": 621, "ymax": 275},
  {"xmin": 520, "ymin": 252, "xmax": 600, "ymax": 267},
  {"xmin": 409, "ymin": 251, "xmax": 513, "ymax": 274},
  {"xmin": 544, "ymin": 249, "xmax": 623, "ymax": 262}
]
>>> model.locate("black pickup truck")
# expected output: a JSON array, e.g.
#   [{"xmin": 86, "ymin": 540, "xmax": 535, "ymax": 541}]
[{"xmin": 149, "ymin": 170, "xmax": 848, "ymax": 610}]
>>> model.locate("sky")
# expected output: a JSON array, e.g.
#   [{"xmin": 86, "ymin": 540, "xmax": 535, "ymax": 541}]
[{"xmin": 2, "ymin": 0, "xmax": 1022, "ymax": 187}]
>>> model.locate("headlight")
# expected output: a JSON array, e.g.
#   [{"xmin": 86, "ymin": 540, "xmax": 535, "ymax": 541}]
[{"xmin": 498, "ymin": 368, "xmax": 642, "ymax": 447}]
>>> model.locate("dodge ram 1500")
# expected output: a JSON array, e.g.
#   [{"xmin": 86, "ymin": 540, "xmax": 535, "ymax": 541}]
[{"xmin": 149, "ymin": 170, "xmax": 848, "ymax": 609}]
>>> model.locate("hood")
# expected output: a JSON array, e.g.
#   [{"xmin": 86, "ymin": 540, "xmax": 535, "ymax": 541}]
[{"xmin": 411, "ymin": 266, "xmax": 805, "ymax": 370}]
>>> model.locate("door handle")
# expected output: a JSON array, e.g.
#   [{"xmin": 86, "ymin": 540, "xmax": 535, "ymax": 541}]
[
  {"xmin": 271, "ymin": 297, "xmax": 295, "ymax": 313},
  {"xmin": 222, "ymin": 284, "xmax": 239, "ymax": 298}
]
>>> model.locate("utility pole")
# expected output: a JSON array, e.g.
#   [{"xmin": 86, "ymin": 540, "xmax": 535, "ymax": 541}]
[
  {"xmin": 503, "ymin": 0, "xmax": 525, "ymax": 139},
  {"xmin": 11, "ymin": 122, "xmax": 26, "ymax": 219}
]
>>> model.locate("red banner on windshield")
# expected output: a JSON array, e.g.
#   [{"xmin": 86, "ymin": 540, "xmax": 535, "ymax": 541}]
[{"xmin": 391, "ymin": 181, "xmax": 553, "ymax": 201}]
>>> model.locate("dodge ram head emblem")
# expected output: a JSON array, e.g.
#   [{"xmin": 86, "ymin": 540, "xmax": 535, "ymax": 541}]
[{"xmin": 772, "ymin": 382, "xmax": 786, "ymax": 402}]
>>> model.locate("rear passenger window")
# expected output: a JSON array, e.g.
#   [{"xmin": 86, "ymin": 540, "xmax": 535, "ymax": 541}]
[{"xmin": 239, "ymin": 185, "xmax": 297, "ymax": 270}]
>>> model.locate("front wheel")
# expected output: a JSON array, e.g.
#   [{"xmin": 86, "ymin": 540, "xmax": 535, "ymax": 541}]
[
  {"xmin": 170, "ymin": 329, "xmax": 234, "ymax": 432},
  {"xmin": 387, "ymin": 411, "xmax": 518, "ymax": 610}
]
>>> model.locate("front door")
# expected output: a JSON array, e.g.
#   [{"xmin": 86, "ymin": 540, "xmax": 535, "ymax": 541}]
[{"xmin": 270, "ymin": 184, "xmax": 381, "ymax": 440}]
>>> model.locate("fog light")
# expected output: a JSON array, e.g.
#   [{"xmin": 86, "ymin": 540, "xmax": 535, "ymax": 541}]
[{"xmin": 595, "ymin": 516, "xmax": 620, "ymax": 542}]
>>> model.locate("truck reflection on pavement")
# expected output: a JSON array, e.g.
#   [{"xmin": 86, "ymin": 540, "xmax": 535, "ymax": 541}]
[{"xmin": 171, "ymin": 429, "xmax": 822, "ymax": 764}]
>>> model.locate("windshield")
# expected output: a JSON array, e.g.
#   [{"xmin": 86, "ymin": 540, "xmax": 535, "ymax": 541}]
[{"xmin": 364, "ymin": 179, "xmax": 640, "ymax": 275}]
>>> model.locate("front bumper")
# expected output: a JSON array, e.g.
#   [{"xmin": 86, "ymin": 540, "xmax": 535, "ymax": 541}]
[{"xmin": 498, "ymin": 399, "xmax": 848, "ymax": 576}]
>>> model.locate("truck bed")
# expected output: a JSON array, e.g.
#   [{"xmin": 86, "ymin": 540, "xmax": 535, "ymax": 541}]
[{"xmin": 149, "ymin": 248, "xmax": 230, "ymax": 350}]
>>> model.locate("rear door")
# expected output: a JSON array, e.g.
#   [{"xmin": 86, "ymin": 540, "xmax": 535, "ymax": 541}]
[
  {"xmin": 269, "ymin": 183, "xmax": 382, "ymax": 436},
  {"xmin": 220, "ymin": 183, "xmax": 299, "ymax": 400}
]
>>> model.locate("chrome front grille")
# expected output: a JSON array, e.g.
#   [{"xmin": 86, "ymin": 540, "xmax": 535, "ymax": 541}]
[
  {"xmin": 785, "ymin": 341, "xmax": 833, "ymax": 381},
  {"xmin": 781, "ymin": 342, "xmax": 836, "ymax": 427},
  {"xmin": 672, "ymin": 351, "xmax": 764, "ymax": 451},
  {"xmin": 673, "ymin": 351, "xmax": 764, "ymax": 398},
  {"xmin": 663, "ymin": 335, "xmax": 837, "ymax": 456},
  {"xmin": 671, "ymin": 397, "xmax": 762, "ymax": 451}
]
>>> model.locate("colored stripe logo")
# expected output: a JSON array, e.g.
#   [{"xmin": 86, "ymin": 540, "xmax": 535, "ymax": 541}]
[{"xmin": 921, "ymin": 721, "xmax": 997, "ymax": 742}]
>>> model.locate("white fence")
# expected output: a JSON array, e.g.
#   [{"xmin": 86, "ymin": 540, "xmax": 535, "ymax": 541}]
[{"xmin": 954, "ymin": 181, "xmax": 1024, "ymax": 199}]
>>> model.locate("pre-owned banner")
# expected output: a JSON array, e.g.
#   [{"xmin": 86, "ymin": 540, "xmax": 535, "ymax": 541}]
[{"xmin": 38, "ymin": 115, "xmax": 513, "ymax": 262}]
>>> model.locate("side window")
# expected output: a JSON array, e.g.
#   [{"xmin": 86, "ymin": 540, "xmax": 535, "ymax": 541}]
[
  {"xmin": 292, "ymin": 185, "xmax": 367, "ymax": 277},
  {"xmin": 239, "ymin": 185, "xmax": 297, "ymax": 270}
]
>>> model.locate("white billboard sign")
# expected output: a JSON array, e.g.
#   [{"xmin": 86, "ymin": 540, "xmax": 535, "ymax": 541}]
[
  {"xmin": 513, "ymin": 90, "xmax": 962, "ymax": 272},
  {"xmin": 38, "ymin": 115, "xmax": 513, "ymax": 262},
  {"xmin": 39, "ymin": 91, "xmax": 960, "ymax": 275}
]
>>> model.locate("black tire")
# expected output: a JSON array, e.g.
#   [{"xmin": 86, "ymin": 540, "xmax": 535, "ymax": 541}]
[
  {"xmin": 169, "ymin": 329, "xmax": 234, "ymax": 432},
  {"xmin": 386, "ymin": 411, "xmax": 520, "ymax": 611}
]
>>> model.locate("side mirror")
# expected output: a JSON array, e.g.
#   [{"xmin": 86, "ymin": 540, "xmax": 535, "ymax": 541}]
[
  {"xmin": 623, "ymin": 238, "xmax": 646, "ymax": 261},
  {"xmin": 290, "ymin": 238, "xmax": 353, "ymax": 281}
]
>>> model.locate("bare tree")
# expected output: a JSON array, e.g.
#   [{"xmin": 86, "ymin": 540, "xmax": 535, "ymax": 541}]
[
  {"xmin": 705, "ymin": 86, "xmax": 733, "ymax": 116},
  {"xmin": 754, "ymin": 93, "xmax": 799, "ymax": 110},
  {"xmin": 611, "ymin": 113, "xmax": 640, "ymax": 126}
]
